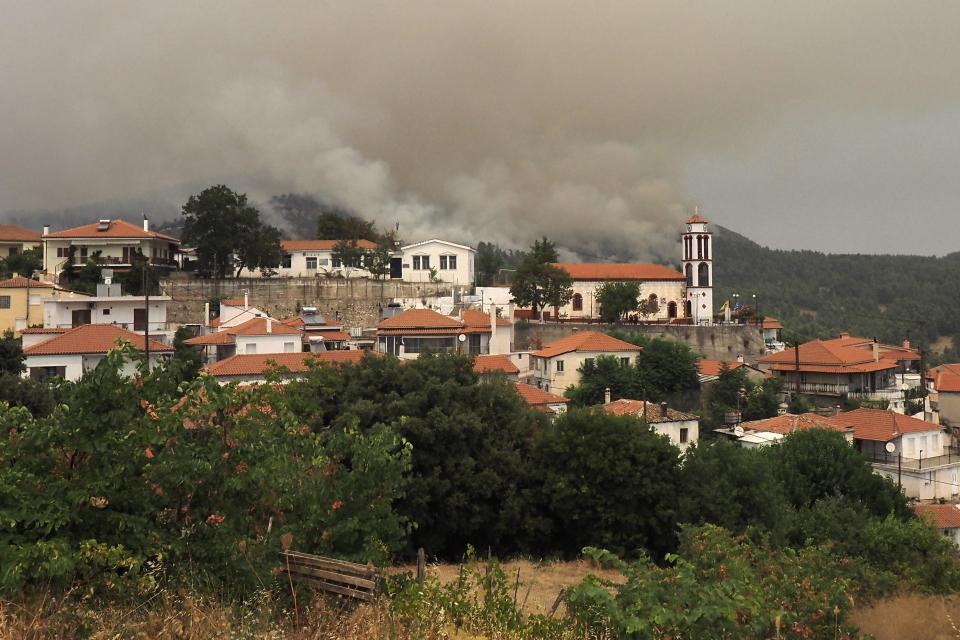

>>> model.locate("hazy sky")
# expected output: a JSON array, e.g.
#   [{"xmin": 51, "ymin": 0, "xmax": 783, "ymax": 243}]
[{"xmin": 2, "ymin": 1, "xmax": 959, "ymax": 258}]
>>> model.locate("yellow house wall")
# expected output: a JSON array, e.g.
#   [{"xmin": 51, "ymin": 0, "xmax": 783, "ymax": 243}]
[{"xmin": 0, "ymin": 286, "xmax": 59, "ymax": 334}]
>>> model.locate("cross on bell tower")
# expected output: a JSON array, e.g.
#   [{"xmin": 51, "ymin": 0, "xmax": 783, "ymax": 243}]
[{"xmin": 681, "ymin": 207, "xmax": 713, "ymax": 325}]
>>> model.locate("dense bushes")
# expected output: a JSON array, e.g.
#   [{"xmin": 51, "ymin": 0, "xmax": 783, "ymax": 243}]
[{"xmin": 2, "ymin": 345, "xmax": 959, "ymax": 612}]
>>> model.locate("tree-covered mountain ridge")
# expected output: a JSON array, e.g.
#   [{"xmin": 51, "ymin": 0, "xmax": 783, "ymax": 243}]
[{"xmin": 713, "ymin": 225, "xmax": 960, "ymax": 356}]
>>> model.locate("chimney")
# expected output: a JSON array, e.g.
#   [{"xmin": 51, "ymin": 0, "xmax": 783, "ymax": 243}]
[
  {"xmin": 839, "ymin": 332, "xmax": 849, "ymax": 339},
  {"xmin": 873, "ymin": 337, "xmax": 879, "ymax": 362},
  {"xmin": 490, "ymin": 302, "xmax": 497, "ymax": 335},
  {"xmin": 736, "ymin": 353, "xmax": 744, "ymax": 364},
  {"xmin": 42, "ymin": 224, "xmax": 50, "ymax": 237},
  {"xmin": 902, "ymin": 339, "xmax": 911, "ymax": 350},
  {"xmin": 399, "ymin": 338, "xmax": 406, "ymax": 358},
  {"xmin": 266, "ymin": 317, "xmax": 272, "ymax": 333},
  {"xmin": 142, "ymin": 215, "xmax": 149, "ymax": 232},
  {"xmin": 604, "ymin": 387, "xmax": 611, "ymax": 404},
  {"xmin": 244, "ymin": 291, "xmax": 249, "ymax": 309},
  {"xmin": 204, "ymin": 302, "xmax": 210, "ymax": 327},
  {"xmin": 660, "ymin": 401, "xmax": 669, "ymax": 418}
]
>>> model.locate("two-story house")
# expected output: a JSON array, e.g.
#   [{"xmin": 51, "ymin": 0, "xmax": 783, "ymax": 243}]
[
  {"xmin": 185, "ymin": 316, "xmax": 303, "ymax": 363},
  {"xmin": 844, "ymin": 407, "xmax": 959, "ymax": 500},
  {"xmin": 529, "ymin": 331, "xmax": 643, "ymax": 395},
  {"xmin": 0, "ymin": 224, "xmax": 41, "ymax": 258},
  {"xmin": 928, "ymin": 363, "xmax": 960, "ymax": 428},
  {"xmin": 757, "ymin": 333, "xmax": 918, "ymax": 412},
  {"xmin": 376, "ymin": 307, "xmax": 509, "ymax": 359},
  {"xmin": 22, "ymin": 324, "xmax": 173, "ymax": 381},
  {"xmin": 42, "ymin": 218, "xmax": 180, "ymax": 278}
]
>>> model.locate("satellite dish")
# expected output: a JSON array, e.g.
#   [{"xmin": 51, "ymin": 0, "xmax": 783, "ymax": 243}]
[
  {"xmin": 885, "ymin": 442, "xmax": 897, "ymax": 453},
  {"xmin": 458, "ymin": 334, "xmax": 466, "ymax": 343}
]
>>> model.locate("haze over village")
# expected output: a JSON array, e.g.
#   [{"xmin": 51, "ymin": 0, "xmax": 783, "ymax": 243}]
[{"xmin": 1, "ymin": 2, "xmax": 960, "ymax": 638}]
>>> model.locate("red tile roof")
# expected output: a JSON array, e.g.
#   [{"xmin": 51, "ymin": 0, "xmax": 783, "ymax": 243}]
[
  {"xmin": 302, "ymin": 330, "xmax": 352, "ymax": 343},
  {"xmin": 22, "ymin": 324, "xmax": 173, "ymax": 356},
  {"xmin": 740, "ymin": 412, "xmax": 854, "ymax": 435},
  {"xmin": 686, "ymin": 213, "xmax": 709, "ymax": 224},
  {"xmin": 461, "ymin": 308, "xmax": 512, "ymax": 328},
  {"xmin": 20, "ymin": 327, "xmax": 69, "ymax": 334},
  {"xmin": 698, "ymin": 359, "xmax": 746, "ymax": 378},
  {"xmin": 45, "ymin": 219, "xmax": 179, "ymax": 242},
  {"xmin": 761, "ymin": 318, "xmax": 784, "ymax": 330},
  {"xmin": 473, "ymin": 354, "xmax": 520, "ymax": 375},
  {"xmin": 514, "ymin": 382, "xmax": 568, "ymax": 410},
  {"xmin": 929, "ymin": 364, "xmax": 960, "ymax": 393},
  {"xmin": 0, "ymin": 224, "xmax": 41, "ymax": 242},
  {"xmin": 842, "ymin": 408, "xmax": 939, "ymax": 442},
  {"xmin": 0, "ymin": 276, "xmax": 54, "ymax": 289},
  {"xmin": 914, "ymin": 503, "xmax": 960, "ymax": 530},
  {"xmin": 600, "ymin": 399, "xmax": 697, "ymax": 423},
  {"xmin": 205, "ymin": 350, "xmax": 366, "ymax": 377},
  {"xmin": 532, "ymin": 331, "xmax": 642, "ymax": 358},
  {"xmin": 376, "ymin": 308, "xmax": 496, "ymax": 335},
  {"xmin": 185, "ymin": 317, "xmax": 301, "ymax": 346},
  {"xmin": 281, "ymin": 239, "xmax": 378, "ymax": 251},
  {"xmin": 758, "ymin": 338, "xmax": 899, "ymax": 374},
  {"xmin": 553, "ymin": 263, "xmax": 686, "ymax": 282}
]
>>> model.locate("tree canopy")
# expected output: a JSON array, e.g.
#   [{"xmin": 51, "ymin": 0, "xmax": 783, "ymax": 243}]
[
  {"xmin": 509, "ymin": 237, "xmax": 573, "ymax": 320},
  {"xmin": 181, "ymin": 185, "xmax": 282, "ymax": 278},
  {"xmin": 595, "ymin": 281, "xmax": 640, "ymax": 322}
]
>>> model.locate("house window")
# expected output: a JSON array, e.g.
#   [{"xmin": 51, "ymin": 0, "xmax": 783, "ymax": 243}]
[
  {"xmin": 281, "ymin": 254, "xmax": 292, "ymax": 268},
  {"xmin": 57, "ymin": 247, "xmax": 69, "ymax": 258},
  {"xmin": 284, "ymin": 342, "xmax": 295, "ymax": 353},
  {"xmin": 620, "ymin": 357, "xmax": 631, "ymax": 367},
  {"xmin": 79, "ymin": 246, "xmax": 88, "ymax": 259},
  {"xmin": 332, "ymin": 257, "xmax": 342, "ymax": 268},
  {"xmin": 8, "ymin": 247, "xmax": 18, "ymax": 256},
  {"xmin": 245, "ymin": 344, "xmax": 257, "ymax": 355},
  {"xmin": 305, "ymin": 257, "xmax": 318, "ymax": 270},
  {"xmin": 680, "ymin": 428, "xmax": 689, "ymax": 443},
  {"xmin": 556, "ymin": 360, "xmax": 564, "ymax": 373},
  {"xmin": 412, "ymin": 255, "xmax": 430, "ymax": 270},
  {"xmin": 102, "ymin": 308, "xmax": 111, "ymax": 316},
  {"xmin": 584, "ymin": 357, "xmax": 594, "ymax": 368},
  {"xmin": 0, "ymin": 296, "xmax": 9, "ymax": 309},
  {"xmin": 440, "ymin": 254, "xmax": 457, "ymax": 270},
  {"xmin": 572, "ymin": 293, "xmax": 583, "ymax": 311}
]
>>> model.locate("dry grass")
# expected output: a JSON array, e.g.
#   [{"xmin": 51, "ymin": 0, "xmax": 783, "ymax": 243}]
[
  {"xmin": 851, "ymin": 593, "xmax": 960, "ymax": 640},
  {"xmin": 395, "ymin": 558, "xmax": 624, "ymax": 616}
]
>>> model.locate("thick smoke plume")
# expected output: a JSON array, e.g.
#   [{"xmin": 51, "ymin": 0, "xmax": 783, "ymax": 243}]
[{"xmin": 2, "ymin": 2, "xmax": 960, "ymax": 257}]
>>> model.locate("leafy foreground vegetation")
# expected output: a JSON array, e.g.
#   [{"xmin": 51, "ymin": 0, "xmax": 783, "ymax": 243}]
[{"xmin": 2, "ymin": 346, "xmax": 960, "ymax": 637}]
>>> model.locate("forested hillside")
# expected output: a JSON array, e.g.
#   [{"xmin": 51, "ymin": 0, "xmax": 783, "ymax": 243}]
[{"xmin": 713, "ymin": 226, "xmax": 960, "ymax": 356}]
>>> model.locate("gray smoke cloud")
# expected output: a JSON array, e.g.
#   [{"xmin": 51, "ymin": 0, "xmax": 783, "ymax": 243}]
[{"xmin": 2, "ymin": 2, "xmax": 960, "ymax": 257}]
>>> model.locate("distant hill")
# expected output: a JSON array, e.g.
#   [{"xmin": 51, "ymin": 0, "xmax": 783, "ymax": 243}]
[{"xmin": 713, "ymin": 226, "xmax": 960, "ymax": 357}]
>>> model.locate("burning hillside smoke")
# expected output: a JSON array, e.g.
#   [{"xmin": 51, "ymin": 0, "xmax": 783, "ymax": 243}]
[{"xmin": 2, "ymin": 2, "xmax": 960, "ymax": 256}]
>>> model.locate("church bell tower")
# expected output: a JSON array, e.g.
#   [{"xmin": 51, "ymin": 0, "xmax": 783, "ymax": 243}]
[{"xmin": 681, "ymin": 209, "xmax": 713, "ymax": 325}]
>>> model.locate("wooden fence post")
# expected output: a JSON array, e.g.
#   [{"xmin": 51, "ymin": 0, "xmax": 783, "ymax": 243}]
[{"xmin": 416, "ymin": 547, "xmax": 425, "ymax": 587}]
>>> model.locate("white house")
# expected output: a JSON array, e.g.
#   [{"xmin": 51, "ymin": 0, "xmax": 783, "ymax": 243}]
[
  {"xmin": 738, "ymin": 412, "xmax": 855, "ymax": 444},
  {"xmin": 0, "ymin": 224, "xmax": 41, "ymax": 258},
  {"xmin": 845, "ymin": 407, "xmax": 960, "ymax": 500},
  {"xmin": 600, "ymin": 398, "xmax": 699, "ymax": 451},
  {"xmin": 398, "ymin": 239, "xmax": 475, "ymax": 285},
  {"xmin": 42, "ymin": 218, "xmax": 180, "ymax": 277},
  {"xmin": 913, "ymin": 504, "xmax": 960, "ymax": 548},
  {"xmin": 185, "ymin": 316, "xmax": 303, "ymax": 363},
  {"xmin": 237, "ymin": 239, "xmax": 380, "ymax": 278},
  {"xmin": 22, "ymin": 324, "xmax": 173, "ymax": 381},
  {"xmin": 42, "ymin": 281, "xmax": 172, "ymax": 342}
]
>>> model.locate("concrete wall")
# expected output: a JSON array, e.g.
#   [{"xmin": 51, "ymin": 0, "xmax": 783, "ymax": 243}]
[
  {"xmin": 161, "ymin": 276, "xmax": 460, "ymax": 329},
  {"xmin": 515, "ymin": 323, "xmax": 767, "ymax": 361}
]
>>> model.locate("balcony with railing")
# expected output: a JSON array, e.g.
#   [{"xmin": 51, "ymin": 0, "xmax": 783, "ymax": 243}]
[
  {"xmin": 848, "ymin": 387, "xmax": 906, "ymax": 403},
  {"xmin": 864, "ymin": 447, "xmax": 960, "ymax": 470},
  {"xmin": 780, "ymin": 381, "xmax": 849, "ymax": 396}
]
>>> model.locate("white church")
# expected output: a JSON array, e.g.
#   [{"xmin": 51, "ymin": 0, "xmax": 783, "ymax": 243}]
[{"xmin": 541, "ymin": 212, "xmax": 715, "ymax": 324}]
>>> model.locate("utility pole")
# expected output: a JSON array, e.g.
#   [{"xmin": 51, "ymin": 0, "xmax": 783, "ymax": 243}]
[{"xmin": 143, "ymin": 260, "xmax": 150, "ymax": 370}]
